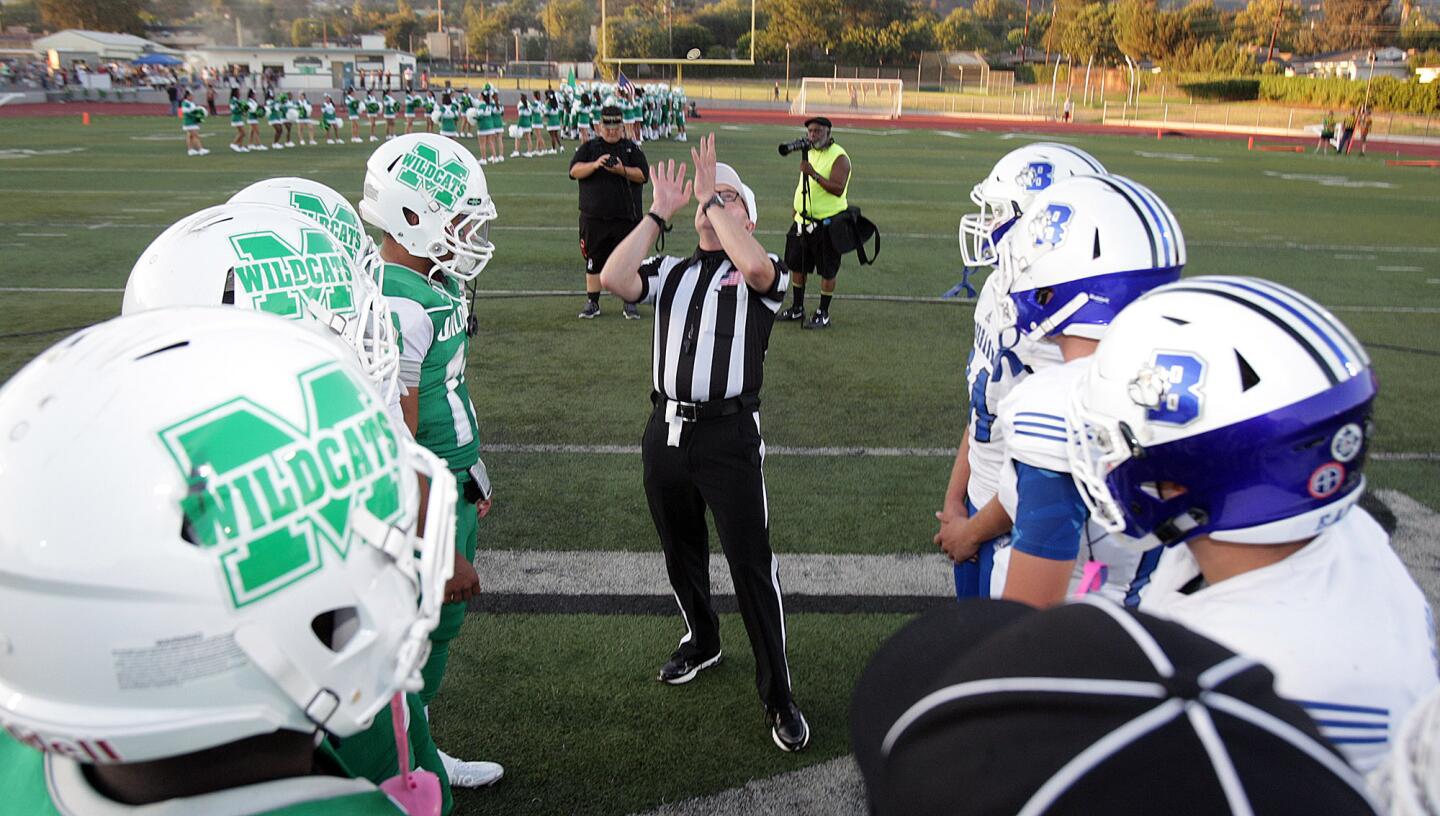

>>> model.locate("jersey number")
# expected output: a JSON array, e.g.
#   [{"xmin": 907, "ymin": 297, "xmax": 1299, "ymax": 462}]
[{"xmin": 443, "ymin": 344, "xmax": 475, "ymax": 448}]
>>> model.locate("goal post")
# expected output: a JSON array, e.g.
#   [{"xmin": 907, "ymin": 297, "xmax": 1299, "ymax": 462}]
[{"xmin": 790, "ymin": 78, "xmax": 904, "ymax": 120}]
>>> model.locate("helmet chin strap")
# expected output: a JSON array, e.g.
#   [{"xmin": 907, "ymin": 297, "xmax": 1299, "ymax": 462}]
[{"xmin": 1027, "ymin": 292, "xmax": 1091, "ymax": 343}]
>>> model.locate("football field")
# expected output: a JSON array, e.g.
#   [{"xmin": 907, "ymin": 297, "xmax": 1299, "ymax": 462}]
[{"xmin": 1, "ymin": 113, "xmax": 1438, "ymax": 814}]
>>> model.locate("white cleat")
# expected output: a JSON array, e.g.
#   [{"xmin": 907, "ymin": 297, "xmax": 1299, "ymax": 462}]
[
  {"xmin": 253, "ymin": 144, "xmax": 267, "ymax": 151},
  {"xmin": 197, "ymin": 148, "xmax": 210, "ymax": 155},
  {"xmin": 187, "ymin": 149, "xmax": 198, "ymax": 156},
  {"xmin": 369, "ymin": 135, "xmax": 380, "ymax": 142},
  {"xmin": 287, "ymin": 141, "xmax": 295, "ymax": 147},
  {"xmin": 310, "ymin": 140, "xmax": 318, "ymax": 145},
  {"xmin": 352, "ymin": 137, "xmax": 362, "ymax": 143},
  {"xmin": 510, "ymin": 150, "xmax": 519, "ymax": 157},
  {"xmin": 438, "ymin": 750, "xmax": 503, "ymax": 788}
]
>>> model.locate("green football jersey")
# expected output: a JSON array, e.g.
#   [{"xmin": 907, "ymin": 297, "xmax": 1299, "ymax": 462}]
[
  {"xmin": 383, "ymin": 263, "xmax": 479, "ymax": 471},
  {"xmin": 0, "ymin": 730, "xmax": 402, "ymax": 814}
]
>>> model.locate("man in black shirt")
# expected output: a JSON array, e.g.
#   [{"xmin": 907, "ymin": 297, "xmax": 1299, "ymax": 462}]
[
  {"xmin": 599, "ymin": 134, "xmax": 810, "ymax": 753},
  {"xmin": 570, "ymin": 104, "xmax": 649, "ymax": 319}
]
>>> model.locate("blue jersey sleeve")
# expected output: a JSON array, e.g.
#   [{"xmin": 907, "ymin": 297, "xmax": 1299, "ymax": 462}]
[{"xmin": 1011, "ymin": 461, "xmax": 1087, "ymax": 561}]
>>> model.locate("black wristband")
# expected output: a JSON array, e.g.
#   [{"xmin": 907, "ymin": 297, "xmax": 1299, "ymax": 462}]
[{"xmin": 646, "ymin": 212, "xmax": 671, "ymax": 232}]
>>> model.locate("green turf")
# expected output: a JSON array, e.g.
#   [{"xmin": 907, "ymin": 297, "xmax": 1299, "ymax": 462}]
[
  {"xmin": 430, "ymin": 612, "xmax": 909, "ymax": 816},
  {"xmin": 2, "ymin": 115, "xmax": 1438, "ymax": 813}
]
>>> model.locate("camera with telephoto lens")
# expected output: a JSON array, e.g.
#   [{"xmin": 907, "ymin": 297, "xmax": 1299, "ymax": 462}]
[
  {"xmin": 777, "ymin": 138, "xmax": 811, "ymax": 157},
  {"xmin": 603, "ymin": 155, "xmax": 621, "ymax": 168}
]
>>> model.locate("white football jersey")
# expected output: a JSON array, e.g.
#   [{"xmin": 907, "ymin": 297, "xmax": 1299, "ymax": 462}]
[
  {"xmin": 964, "ymin": 273, "xmax": 1063, "ymax": 510},
  {"xmin": 992, "ymin": 357, "xmax": 1146, "ymax": 604},
  {"xmin": 1139, "ymin": 507, "xmax": 1439, "ymax": 772}
]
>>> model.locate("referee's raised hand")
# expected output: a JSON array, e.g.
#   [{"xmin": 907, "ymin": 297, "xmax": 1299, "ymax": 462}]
[
  {"xmin": 690, "ymin": 132, "xmax": 717, "ymax": 203},
  {"xmin": 649, "ymin": 158, "xmax": 692, "ymax": 220}
]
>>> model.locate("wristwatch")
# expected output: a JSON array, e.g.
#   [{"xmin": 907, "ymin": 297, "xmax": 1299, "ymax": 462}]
[{"xmin": 702, "ymin": 194, "xmax": 725, "ymax": 216}]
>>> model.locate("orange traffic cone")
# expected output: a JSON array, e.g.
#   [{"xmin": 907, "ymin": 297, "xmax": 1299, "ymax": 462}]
[
  {"xmin": 1156, "ymin": 128, "xmax": 1162, "ymax": 140},
  {"xmin": 1247, "ymin": 136, "xmax": 1255, "ymax": 150},
  {"xmin": 82, "ymin": 111, "xmax": 90, "ymax": 125}
]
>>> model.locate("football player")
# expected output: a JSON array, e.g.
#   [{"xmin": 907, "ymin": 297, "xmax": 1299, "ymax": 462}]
[
  {"xmin": 939, "ymin": 174, "xmax": 1185, "ymax": 607},
  {"xmin": 0, "ymin": 307, "xmax": 456, "ymax": 815},
  {"xmin": 937, "ymin": 143, "xmax": 1106, "ymax": 599},
  {"xmin": 360, "ymin": 133, "xmax": 505, "ymax": 789},
  {"xmin": 1067, "ymin": 275, "xmax": 1439, "ymax": 771}
]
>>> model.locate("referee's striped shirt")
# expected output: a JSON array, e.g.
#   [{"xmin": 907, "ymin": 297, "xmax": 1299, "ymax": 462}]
[{"xmin": 636, "ymin": 248, "xmax": 791, "ymax": 403}]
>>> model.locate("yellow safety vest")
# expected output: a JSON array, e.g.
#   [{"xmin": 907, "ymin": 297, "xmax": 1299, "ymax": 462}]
[{"xmin": 793, "ymin": 142, "xmax": 849, "ymax": 222}]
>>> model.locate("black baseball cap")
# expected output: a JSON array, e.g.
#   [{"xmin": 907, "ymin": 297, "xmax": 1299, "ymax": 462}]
[
  {"xmin": 851, "ymin": 598, "xmax": 1380, "ymax": 816},
  {"xmin": 804, "ymin": 116, "xmax": 832, "ymax": 129},
  {"xmin": 601, "ymin": 105, "xmax": 623, "ymax": 124}
]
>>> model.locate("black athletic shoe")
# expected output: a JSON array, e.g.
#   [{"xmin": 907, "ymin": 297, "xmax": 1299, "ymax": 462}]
[
  {"xmin": 623, "ymin": 303, "xmax": 642, "ymax": 320},
  {"xmin": 803, "ymin": 310, "xmax": 831, "ymax": 330},
  {"xmin": 658, "ymin": 650, "xmax": 722, "ymax": 685},
  {"xmin": 578, "ymin": 301, "xmax": 601, "ymax": 319},
  {"xmin": 777, "ymin": 304, "xmax": 805, "ymax": 322},
  {"xmin": 768, "ymin": 702, "xmax": 811, "ymax": 752}
]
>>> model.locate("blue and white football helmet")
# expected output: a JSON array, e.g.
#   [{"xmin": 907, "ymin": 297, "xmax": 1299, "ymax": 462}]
[
  {"xmin": 1067, "ymin": 277, "xmax": 1375, "ymax": 551},
  {"xmin": 959, "ymin": 142, "xmax": 1106, "ymax": 268},
  {"xmin": 994, "ymin": 174, "xmax": 1185, "ymax": 343}
]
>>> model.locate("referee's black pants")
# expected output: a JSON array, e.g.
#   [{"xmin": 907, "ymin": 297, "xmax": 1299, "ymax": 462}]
[{"xmin": 642, "ymin": 405, "xmax": 793, "ymax": 709}]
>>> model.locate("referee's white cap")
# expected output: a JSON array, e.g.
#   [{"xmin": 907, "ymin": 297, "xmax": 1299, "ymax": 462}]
[{"xmin": 715, "ymin": 163, "xmax": 758, "ymax": 226}]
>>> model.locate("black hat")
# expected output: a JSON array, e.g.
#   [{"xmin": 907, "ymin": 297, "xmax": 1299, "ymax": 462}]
[
  {"xmin": 600, "ymin": 105, "xmax": 622, "ymax": 124},
  {"xmin": 804, "ymin": 115, "xmax": 833, "ymax": 129},
  {"xmin": 851, "ymin": 598, "xmax": 1379, "ymax": 816}
]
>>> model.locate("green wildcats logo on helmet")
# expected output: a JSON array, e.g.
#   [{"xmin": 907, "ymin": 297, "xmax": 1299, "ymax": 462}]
[
  {"xmin": 228, "ymin": 228, "xmax": 357, "ymax": 319},
  {"xmin": 159, "ymin": 363, "xmax": 407, "ymax": 608},
  {"xmin": 396, "ymin": 142, "xmax": 469, "ymax": 210},
  {"xmin": 287, "ymin": 191, "xmax": 364, "ymax": 259}
]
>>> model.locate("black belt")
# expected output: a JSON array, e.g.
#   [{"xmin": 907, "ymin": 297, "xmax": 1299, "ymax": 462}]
[{"xmin": 651, "ymin": 392, "xmax": 756, "ymax": 422}]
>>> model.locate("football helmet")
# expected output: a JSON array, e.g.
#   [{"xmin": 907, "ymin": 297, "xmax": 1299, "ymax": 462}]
[
  {"xmin": 994, "ymin": 174, "xmax": 1185, "ymax": 343},
  {"xmin": 123, "ymin": 202, "xmax": 399, "ymax": 405},
  {"xmin": 228, "ymin": 178, "xmax": 399, "ymax": 402},
  {"xmin": 1067, "ymin": 276, "xmax": 1374, "ymax": 552},
  {"xmin": 0, "ymin": 307, "xmax": 455, "ymax": 763},
  {"xmin": 959, "ymin": 142, "xmax": 1106, "ymax": 268},
  {"xmin": 360, "ymin": 133, "xmax": 497, "ymax": 281}
]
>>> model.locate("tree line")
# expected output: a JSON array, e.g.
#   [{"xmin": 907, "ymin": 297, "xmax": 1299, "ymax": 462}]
[{"xmin": 9, "ymin": 0, "xmax": 1440, "ymax": 71}]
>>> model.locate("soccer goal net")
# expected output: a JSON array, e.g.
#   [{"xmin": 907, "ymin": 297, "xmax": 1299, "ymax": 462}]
[{"xmin": 790, "ymin": 78, "xmax": 904, "ymax": 120}]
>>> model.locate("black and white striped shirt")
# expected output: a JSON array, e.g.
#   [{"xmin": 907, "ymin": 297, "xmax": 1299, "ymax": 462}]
[{"xmin": 637, "ymin": 248, "xmax": 790, "ymax": 403}]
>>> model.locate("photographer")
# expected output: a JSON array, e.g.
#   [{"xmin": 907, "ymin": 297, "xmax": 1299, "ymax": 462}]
[
  {"xmin": 778, "ymin": 116, "xmax": 851, "ymax": 329},
  {"xmin": 570, "ymin": 103, "xmax": 649, "ymax": 320}
]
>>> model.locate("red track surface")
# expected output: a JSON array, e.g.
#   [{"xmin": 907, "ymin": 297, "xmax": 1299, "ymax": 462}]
[{"xmin": 5, "ymin": 101, "xmax": 1438, "ymax": 158}]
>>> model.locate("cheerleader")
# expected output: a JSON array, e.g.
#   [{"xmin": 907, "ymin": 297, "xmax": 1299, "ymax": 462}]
[
  {"xmin": 321, "ymin": 93, "xmax": 340, "ymax": 143},
  {"xmin": 179, "ymin": 89, "xmax": 208, "ymax": 156},
  {"xmin": 382, "ymin": 91, "xmax": 398, "ymax": 139},
  {"xmin": 346, "ymin": 88, "xmax": 362, "ymax": 142},
  {"xmin": 364, "ymin": 90, "xmax": 381, "ymax": 141},
  {"xmin": 297, "ymin": 91, "xmax": 316, "ymax": 144},
  {"xmin": 246, "ymin": 88, "xmax": 265, "ymax": 150},
  {"xmin": 228, "ymin": 88, "xmax": 247, "ymax": 152}
]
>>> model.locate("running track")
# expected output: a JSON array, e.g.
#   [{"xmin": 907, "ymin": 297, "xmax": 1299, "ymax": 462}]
[{"xmin": 4, "ymin": 101, "xmax": 1438, "ymax": 158}]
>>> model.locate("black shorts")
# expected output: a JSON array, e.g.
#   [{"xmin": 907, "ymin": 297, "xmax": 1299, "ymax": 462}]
[
  {"xmin": 579, "ymin": 216, "xmax": 639, "ymax": 274},
  {"xmin": 784, "ymin": 222, "xmax": 841, "ymax": 280}
]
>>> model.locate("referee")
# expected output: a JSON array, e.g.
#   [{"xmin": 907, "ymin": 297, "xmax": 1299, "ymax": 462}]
[
  {"xmin": 599, "ymin": 135, "xmax": 809, "ymax": 753},
  {"xmin": 570, "ymin": 102, "xmax": 648, "ymax": 320}
]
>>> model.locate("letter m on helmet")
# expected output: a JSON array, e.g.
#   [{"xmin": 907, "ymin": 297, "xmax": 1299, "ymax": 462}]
[{"xmin": 157, "ymin": 363, "xmax": 404, "ymax": 608}]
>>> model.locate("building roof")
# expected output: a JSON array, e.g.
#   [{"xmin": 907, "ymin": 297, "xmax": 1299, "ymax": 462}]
[
  {"xmin": 34, "ymin": 29, "xmax": 177, "ymax": 54},
  {"xmin": 193, "ymin": 45, "xmax": 415, "ymax": 58}
]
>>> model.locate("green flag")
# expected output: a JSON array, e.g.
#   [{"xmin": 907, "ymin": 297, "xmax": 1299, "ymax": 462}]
[{"xmin": 567, "ymin": 67, "xmax": 577, "ymax": 88}]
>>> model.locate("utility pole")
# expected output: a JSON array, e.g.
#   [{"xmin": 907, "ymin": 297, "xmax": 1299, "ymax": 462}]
[
  {"xmin": 1020, "ymin": 0, "xmax": 1032, "ymax": 60},
  {"xmin": 1265, "ymin": 0, "xmax": 1284, "ymax": 64}
]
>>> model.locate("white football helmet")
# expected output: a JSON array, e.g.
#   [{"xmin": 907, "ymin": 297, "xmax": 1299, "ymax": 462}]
[
  {"xmin": 1067, "ymin": 276, "xmax": 1374, "ymax": 552},
  {"xmin": 228, "ymin": 178, "xmax": 399, "ymax": 402},
  {"xmin": 360, "ymin": 133, "xmax": 497, "ymax": 281},
  {"xmin": 0, "ymin": 307, "xmax": 455, "ymax": 763},
  {"xmin": 123, "ymin": 202, "xmax": 399, "ymax": 406},
  {"xmin": 1371, "ymin": 685, "xmax": 1440, "ymax": 815},
  {"xmin": 994, "ymin": 174, "xmax": 1185, "ymax": 343},
  {"xmin": 959, "ymin": 142, "xmax": 1107, "ymax": 268}
]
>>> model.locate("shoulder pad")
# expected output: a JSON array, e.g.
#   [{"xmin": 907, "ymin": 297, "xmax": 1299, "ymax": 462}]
[{"xmin": 997, "ymin": 362, "xmax": 1086, "ymax": 472}]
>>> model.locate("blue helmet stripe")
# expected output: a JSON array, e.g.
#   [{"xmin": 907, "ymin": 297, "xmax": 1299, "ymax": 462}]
[
  {"xmin": 1238, "ymin": 277, "xmax": 1368, "ymax": 369},
  {"xmin": 1092, "ymin": 176, "xmax": 1159, "ymax": 269},
  {"xmin": 1110, "ymin": 175, "xmax": 1175, "ymax": 267},
  {"xmin": 1041, "ymin": 142, "xmax": 1106, "ymax": 174},
  {"xmin": 1213, "ymin": 279, "xmax": 1358, "ymax": 379},
  {"xmin": 1167, "ymin": 283, "xmax": 1340, "ymax": 385}
]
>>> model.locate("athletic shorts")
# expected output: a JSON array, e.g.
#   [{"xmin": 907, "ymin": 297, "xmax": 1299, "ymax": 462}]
[
  {"xmin": 579, "ymin": 216, "xmax": 640, "ymax": 274},
  {"xmin": 784, "ymin": 221, "xmax": 843, "ymax": 280}
]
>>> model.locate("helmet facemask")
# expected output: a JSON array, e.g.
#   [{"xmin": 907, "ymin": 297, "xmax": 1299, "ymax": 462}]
[{"xmin": 958, "ymin": 186, "xmax": 1016, "ymax": 268}]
